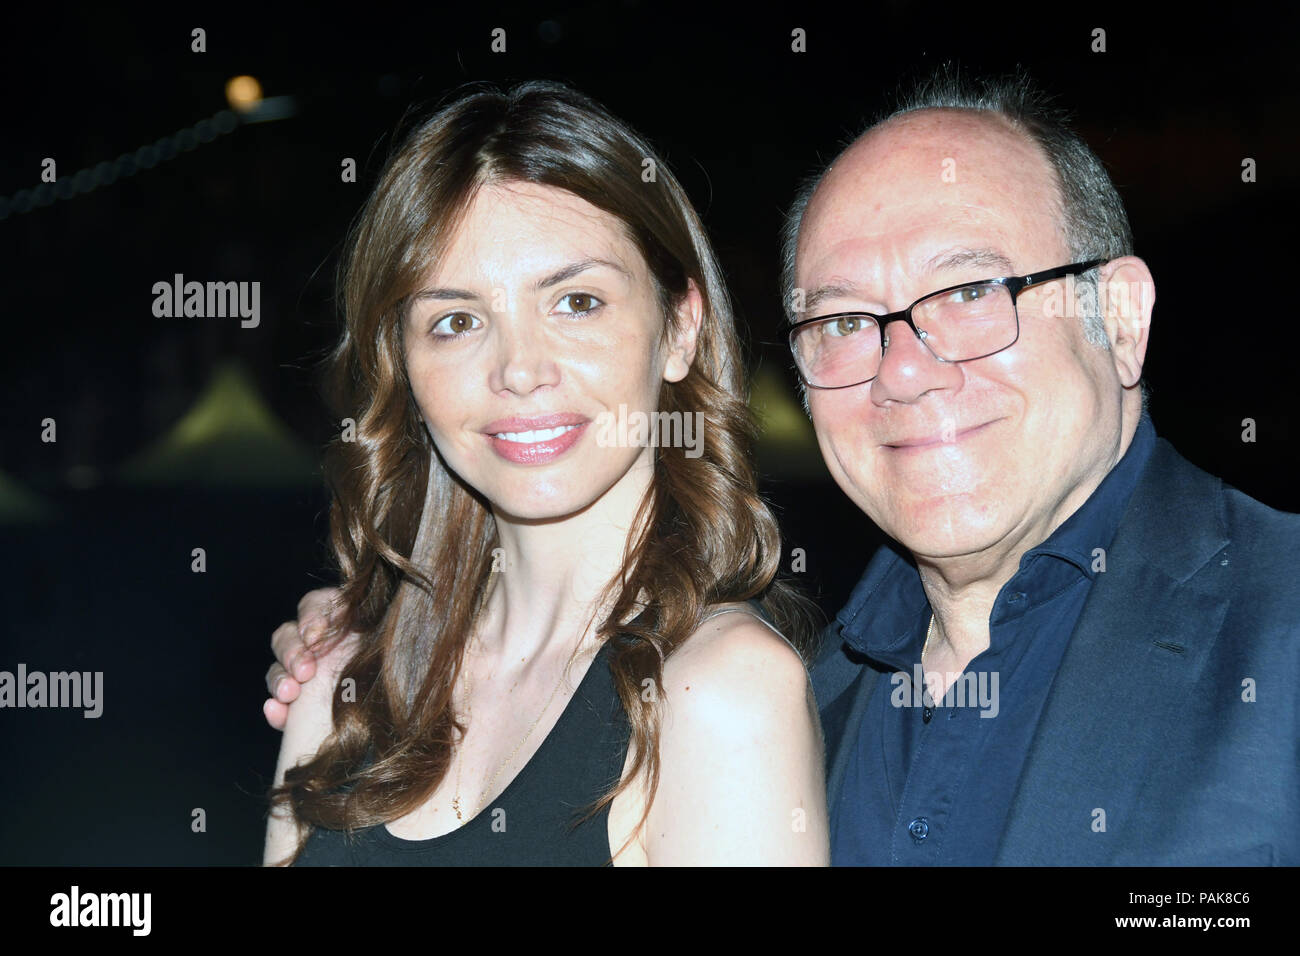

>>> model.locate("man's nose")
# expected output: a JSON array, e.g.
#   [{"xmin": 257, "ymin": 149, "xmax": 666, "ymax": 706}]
[
  {"xmin": 870, "ymin": 316, "xmax": 960, "ymax": 404},
  {"xmin": 488, "ymin": 314, "xmax": 562, "ymax": 395}
]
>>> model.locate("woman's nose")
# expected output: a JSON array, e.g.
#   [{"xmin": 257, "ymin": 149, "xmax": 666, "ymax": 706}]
[{"xmin": 488, "ymin": 314, "xmax": 562, "ymax": 395}]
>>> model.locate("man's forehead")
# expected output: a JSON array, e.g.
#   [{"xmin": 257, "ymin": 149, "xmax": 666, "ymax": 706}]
[
  {"xmin": 799, "ymin": 200, "xmax": 1027, "ymax": 278},
  {"xmin": 798, "ymin": 114, "xmax": 1062, "ymax": 284},
  {"xmin": 855, "ymin": 107, "xmax": 1035, "ymax": 161},
  {"xmin": 799, "ymin": 243, "xmax": 1018, "ymax": 314},
  {"xmin": 810, "ymin": 110, "xmax": 1055, "ymax": 218}
]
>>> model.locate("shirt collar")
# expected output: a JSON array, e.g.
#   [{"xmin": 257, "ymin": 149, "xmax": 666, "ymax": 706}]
[
  {"xmin": 1022, "ymin": 410, "xmax": 1157, "ymax": 581},
  {"xmin": 835, "ymin": 411, "xmax": 1159, "ymax": 660}
]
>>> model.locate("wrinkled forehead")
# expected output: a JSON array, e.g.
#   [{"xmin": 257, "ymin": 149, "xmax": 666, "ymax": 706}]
[{"xmin": 799, "ymin": 111, "xmax": 1065, "ymax": 274}]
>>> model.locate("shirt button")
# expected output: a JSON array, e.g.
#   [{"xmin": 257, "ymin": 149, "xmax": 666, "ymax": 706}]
[
  {"xmin": 908, "ymin": 817, "xmax": 930, "ymax": 841},
  {"xmin": 1009, "ymin": 591, "xmax": 1026, "ymax": 603}
]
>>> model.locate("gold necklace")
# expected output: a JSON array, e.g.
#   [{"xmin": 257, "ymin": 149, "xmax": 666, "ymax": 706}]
[
  {"xmin": 451, "ymin": 634, "xmax": 587, "ymax": 823},
  {"xmin": 921, "ymin": 613, "xmax": 937, "ymax": 706}
]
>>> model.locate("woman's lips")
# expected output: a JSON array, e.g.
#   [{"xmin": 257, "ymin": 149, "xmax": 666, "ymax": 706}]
[{"xmin": 485, "ymin": 419, "xmax": 589, "ymax": 464}]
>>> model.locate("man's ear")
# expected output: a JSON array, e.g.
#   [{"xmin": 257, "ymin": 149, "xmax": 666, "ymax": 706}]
[
  {"xmin": 663, "ymin": 279, "xmax": 705, "ymax": 383},
  {"xmin": 1098, "ymin": 256, "xmax": 1154, "ymax": 388}
]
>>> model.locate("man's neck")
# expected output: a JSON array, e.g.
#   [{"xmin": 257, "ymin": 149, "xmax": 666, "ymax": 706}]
[{"xmin": 916, "ymin": 402, "xmax": 1142, "ymax": 674}]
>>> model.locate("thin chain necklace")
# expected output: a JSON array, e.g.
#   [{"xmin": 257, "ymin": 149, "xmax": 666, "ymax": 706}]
[
  {"xmin": 921, "ymin": 613, "xmax": 938, "ymax": 713},
  {"xmin": 922, "ymin": 612, "xmax": 936, "ymax": 662},
  {"xmin": 450, "ymin": 633, "xmax": 587, "ymax": 823}
]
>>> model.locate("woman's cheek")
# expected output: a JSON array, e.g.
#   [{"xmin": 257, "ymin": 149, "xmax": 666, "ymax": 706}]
[{"xmin": 407, "ymin": 370, "xmax": 471, "ymax": 453}]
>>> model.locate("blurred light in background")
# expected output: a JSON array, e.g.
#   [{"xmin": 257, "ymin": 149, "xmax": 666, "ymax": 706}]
[
  {"xmin": 118, "ymin": 361, "xmax": 319, "ymax": 488},
  {"xmin": 225, "ymin": 75, "xmax": 264, "ymax": 113}
]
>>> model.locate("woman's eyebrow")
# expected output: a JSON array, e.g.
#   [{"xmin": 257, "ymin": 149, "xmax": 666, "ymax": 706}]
[
  {"xmin": 411, "ymin": 258, "xmax": 630, "ymax": 302},
  {"xmin": 534, "ymin": 257, "xmax": 630, "ymax": 290},
  {"xmin": 411, "ymin": 286, "xmax": 478, "ymax": 303}
]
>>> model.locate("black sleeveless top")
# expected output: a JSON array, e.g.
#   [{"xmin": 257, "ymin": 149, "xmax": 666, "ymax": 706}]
[{"xmin": 293, "ymin": 639, "xmax": 632, "ymax": 866}]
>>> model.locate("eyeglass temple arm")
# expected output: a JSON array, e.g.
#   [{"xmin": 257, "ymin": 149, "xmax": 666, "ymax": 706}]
[{"xmin": 1021, "ymin": 258, "xmax": 1108, "ymax": 290}]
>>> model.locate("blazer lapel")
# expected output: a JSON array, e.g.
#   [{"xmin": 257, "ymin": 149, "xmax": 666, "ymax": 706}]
[{"xmin": 996, "ymin": 440, "xmax": 1230, "ymax": 864}]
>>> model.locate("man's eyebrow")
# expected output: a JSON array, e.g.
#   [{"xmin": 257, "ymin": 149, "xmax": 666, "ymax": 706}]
[
  {"xmin": 797, "ymin": 248, "xmax": 1016, "ymax": 319},
  {"xmin": 923, "ymin": 247, "xmax": 1016, "ymax": 276},
  {"xmin": 801, "ymin": 282, "xmax": 864, "ymax": 318}
]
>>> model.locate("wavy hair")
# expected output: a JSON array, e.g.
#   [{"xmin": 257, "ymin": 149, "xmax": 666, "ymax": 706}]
[{"xmin": 267, "ymin": 80, "xmax": 818, "ymax": 864}]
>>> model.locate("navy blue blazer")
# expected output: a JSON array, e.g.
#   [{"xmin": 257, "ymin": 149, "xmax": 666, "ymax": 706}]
[{"xmin": 811, "ymin": 436, "xmax": 1300, "ymax": 865}]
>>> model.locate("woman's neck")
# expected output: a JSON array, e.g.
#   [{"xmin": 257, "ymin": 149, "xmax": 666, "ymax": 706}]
[{"xmin": 475, "ymin": 450, "xmax": 654, "ymax": 663}]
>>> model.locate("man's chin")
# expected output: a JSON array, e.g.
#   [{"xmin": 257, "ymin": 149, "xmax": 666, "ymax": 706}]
[{"xmin": 877, "ymin": 504, "xmax": 1008, "ymax": 561}]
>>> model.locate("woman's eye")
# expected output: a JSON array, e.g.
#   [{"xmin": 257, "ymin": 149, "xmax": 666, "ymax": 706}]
[
  {"xmin": 431, "ymin": 312, "xmax": 481, "ymax": 338},
  {"xmin": 554, "ymin": 292, "xmax": 603, "ymax": 315}
]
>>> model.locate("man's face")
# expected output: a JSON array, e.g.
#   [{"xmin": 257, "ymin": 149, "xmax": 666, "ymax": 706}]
[{"xmin": 796, "ymin": 109, "xmax": 1127, "ymax": 563}]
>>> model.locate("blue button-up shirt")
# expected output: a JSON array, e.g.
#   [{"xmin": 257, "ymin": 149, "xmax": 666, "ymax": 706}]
[{"xmin": 831, "ymin": 412, "xmax": 1158, "ymax": 864}]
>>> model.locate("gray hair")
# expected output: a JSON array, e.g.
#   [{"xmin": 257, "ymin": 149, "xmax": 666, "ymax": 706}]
[{"xmin": 780, "ymin": 63, "xmax": 1148, "ymax": 407}]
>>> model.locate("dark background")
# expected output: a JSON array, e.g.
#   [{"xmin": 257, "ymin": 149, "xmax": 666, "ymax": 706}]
[{"xmin": 2, "ymin": 3, "xmax": 1296, "ymax": 864}]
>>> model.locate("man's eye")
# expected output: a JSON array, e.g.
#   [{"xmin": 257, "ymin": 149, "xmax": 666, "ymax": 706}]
[
  {"xmin": 950, "ymin": 284, "xmax": 992, "ymax": 303},
  {"xmin": 554, "ymin": 292, "xmax": 603, "ymax": 315},
  {"xmin": 827, "ymin": 315, "xmax": 870, "ymax": 336},
  {"xmin": 431, "ymin": 312, "xmax": 481, "ymax": 337}
]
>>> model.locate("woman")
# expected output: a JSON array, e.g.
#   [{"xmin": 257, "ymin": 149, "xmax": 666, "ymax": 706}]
[{"xmin": 263, "ymin": 80, "xmax": 827, "ymax": 866}]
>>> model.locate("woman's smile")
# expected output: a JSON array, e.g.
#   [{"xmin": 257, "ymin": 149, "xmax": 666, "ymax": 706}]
[{"xmin": 482, "ymin": 415, "xmax": 591, "ymax": 465}]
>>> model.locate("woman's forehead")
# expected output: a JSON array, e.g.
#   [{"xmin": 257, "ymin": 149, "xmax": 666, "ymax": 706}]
[{"xmin": 428, "ymin": 182, "xmax": 644, "ymax": 285}]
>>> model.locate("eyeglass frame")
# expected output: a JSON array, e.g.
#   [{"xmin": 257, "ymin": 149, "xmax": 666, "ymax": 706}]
[{"xmin": 786, "ymin": 258, "xmax": 1109, "ymax": 390}]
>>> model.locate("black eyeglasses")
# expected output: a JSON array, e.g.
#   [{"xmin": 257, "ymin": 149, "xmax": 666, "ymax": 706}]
[{"xmin": 787, "ymin": 259, "xmax": 1107, "ymax": 389}]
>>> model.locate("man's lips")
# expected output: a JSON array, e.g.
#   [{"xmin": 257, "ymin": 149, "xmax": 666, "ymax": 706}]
[{"xmin": 881, "ymin": 419, "xmax": 1000, "ymax": 450}]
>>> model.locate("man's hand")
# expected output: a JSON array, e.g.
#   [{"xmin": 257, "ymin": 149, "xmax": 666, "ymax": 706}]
[{"xmin": 262, "ymin": 587, "xmax": 355, "ymax": 731}]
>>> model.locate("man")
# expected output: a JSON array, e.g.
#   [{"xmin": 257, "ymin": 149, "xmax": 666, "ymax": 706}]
[
  {"xmin": 787, "ymin": 68, "xmax": 1299, "ymax": 864},
  {"xmin": 265, "ymin": 67, "xmax": 1299, "ymax": 865}
]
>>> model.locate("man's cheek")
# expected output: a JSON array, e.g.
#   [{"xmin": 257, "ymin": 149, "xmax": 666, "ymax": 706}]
[{"xmin": 809, "ymin": 395, "xmax": 858, "ymax": 438}]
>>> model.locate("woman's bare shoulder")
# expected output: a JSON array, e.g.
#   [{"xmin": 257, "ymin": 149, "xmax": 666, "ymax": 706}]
[
  {"xmin": 647, "ymin": 606, "xmax": 814, "ymax": 757},
  {"xmin": 659, "ymin": 604, "xmax": 810, "ymax": 702},
  {"xmin": 638, "ymin": 604, "xmax": 827, "ymax": 865}
]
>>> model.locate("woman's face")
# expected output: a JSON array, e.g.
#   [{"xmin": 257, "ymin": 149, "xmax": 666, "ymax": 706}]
[{"xmin": 403, "ymin": 180, "xmax": 699, "ymax": 522}]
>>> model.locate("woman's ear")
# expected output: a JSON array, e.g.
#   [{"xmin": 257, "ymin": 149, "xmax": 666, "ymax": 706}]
[{"xmin": 662, "ymin": 279, "xmax": 704, "ymax": 383}]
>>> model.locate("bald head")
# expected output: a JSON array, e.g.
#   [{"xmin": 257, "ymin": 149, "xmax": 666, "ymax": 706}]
[
  {"xmin": 785, "ymin": 86, "xmax": 1155, "ymax": 570},
  {"xmin": 798, "ymin": 109, "xmax": 1069, "ymax": 316},
  {"xmin": 781, "ymin": 69, "xmax": 1136, "ymax": 361}
]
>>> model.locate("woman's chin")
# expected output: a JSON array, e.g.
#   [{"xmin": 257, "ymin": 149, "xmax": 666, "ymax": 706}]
[
  {"xmin": 487, "ymin": 487, "xmax": 604, "ymax": 525},
  {"xmin": 471, "ymin": 451, "xmax": 649, "ymax": 525}
]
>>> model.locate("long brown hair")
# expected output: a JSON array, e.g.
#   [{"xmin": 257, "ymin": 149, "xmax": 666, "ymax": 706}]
[{"xmin": 267, "ymin": 80, "xmax": 819, "ymax": 864}]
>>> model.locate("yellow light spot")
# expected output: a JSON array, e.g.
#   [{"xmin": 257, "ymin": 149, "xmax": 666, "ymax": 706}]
[{"xmin": 225, "ymin": 75, "xmax": 263, "ymax": 112}]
